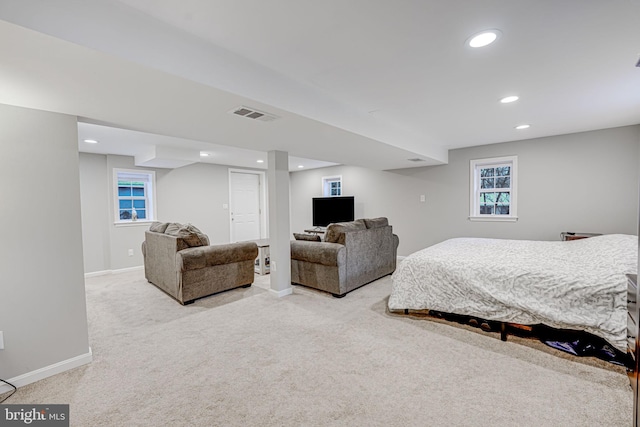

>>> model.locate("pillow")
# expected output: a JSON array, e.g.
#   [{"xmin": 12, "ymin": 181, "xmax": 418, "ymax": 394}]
[
  {"xmin": 164, "ymin": 223, "xmax": 208, "ymax": 247},
  {"xmin": 164, "ymin": 222, "xmax": 183, "ymax": 235},
  {"xmin": 363, "ymin": 217, "xmax": 388, "ymax": 229},
  {"xmin": 149, "ymin": 221, "xmax": 170, "ymax": 233},
  {"xmin": 324, "ymin": 219, "xmax": 366, "ymax": 243},
  {"xmin": 179, "ymin": 224, "xmax": 209, "ymax": 247},
  {"xmin": 293, "ymin": 233, "xmax": 321, "ymax": 242}
]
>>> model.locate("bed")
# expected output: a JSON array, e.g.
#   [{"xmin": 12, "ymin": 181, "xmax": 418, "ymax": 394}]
[{"xmin": 388, "ymin": 234, "xmax": 638, "ymax": 352}]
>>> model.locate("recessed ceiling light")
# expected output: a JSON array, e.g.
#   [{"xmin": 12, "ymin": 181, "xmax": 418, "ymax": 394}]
[
  {"xmin": 515, "ymin": 124, "xmax": 530, "ymax": 130},
  {"xmin": 467, "ymin": 29, "xmax": 502, "ymax": 48},
  {"xmin": 200, "ymin": 152, "xmax": 209, "ymax": 157},
  {"xmin": 500, "ymin": 95, "xmax": 519, "ymax": 103},
  {"xmin": 83, "ymin": 139, "xmax": 98, "ymax": 144},
  {"xmin": 298, "ymin": 165, "xmax": 304, "ymax": 169},
  {"xmin": 256, "ymin": 160, "xmax": 264, "ymax": 163}
]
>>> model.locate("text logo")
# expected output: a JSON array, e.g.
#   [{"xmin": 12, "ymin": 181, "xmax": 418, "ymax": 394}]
[{"xmin": 0, "ymin": 405, "xmax": 69, "ymax": 426}]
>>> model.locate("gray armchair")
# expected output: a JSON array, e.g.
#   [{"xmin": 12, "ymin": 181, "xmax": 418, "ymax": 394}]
[
  {"xmin": 290, "ymin": 217, "xmax": 399, "ymax": 297},
  {"xmin": 142, "ymin": 222, "xmax": 258, "ymax": 305}
]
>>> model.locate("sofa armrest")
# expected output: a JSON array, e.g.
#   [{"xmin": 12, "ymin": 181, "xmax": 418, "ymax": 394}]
[
  {"xmin": 177, "ymin": 242, "xmax": 258, "ymax": 272},
  {"xmin": 290, "ymin": 240, "xmax": 346, "ymax": 267},
  {"xmin": 342, "ymin": 226, "xmax": 398, "ymax": 278}
]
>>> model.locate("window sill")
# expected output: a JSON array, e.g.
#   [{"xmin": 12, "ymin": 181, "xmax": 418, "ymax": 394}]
[
  {"xmin": 114, "ymin": 220, "xmax": 154, "ymax": 228},
  {"xmin": 468, "ymin": 216, "xmax": 518, "ymax": 222}
]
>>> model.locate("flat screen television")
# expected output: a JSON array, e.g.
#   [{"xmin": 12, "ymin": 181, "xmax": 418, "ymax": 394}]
[{"xmin": 312, "ymin": 196, "xmax": 355, "ymax": 227}]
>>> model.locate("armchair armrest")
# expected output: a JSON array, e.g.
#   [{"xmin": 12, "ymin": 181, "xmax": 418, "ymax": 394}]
[
  {"xmin": 290, "ymin": 240, "xmax": 346, "ymax": 267},
  {"xmin": 177, "ymin": 242, "xmax": 258, "ymax": 272}
]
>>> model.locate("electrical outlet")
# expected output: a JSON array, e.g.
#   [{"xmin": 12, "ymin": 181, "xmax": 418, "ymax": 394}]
[
  {"xmin": 0, "ymin": 331, "xmax": 4, "ymax": 350},
  {"xmin": 272, "ymin": 261, "xmax": 277, "ymax": 272},
  {"xmin": 128, "ymin": 249, "xmax": 134, "ymax": 256},
  {"xmin": 420, "ymin": 195, "xmax": 426, "ymax": 202}
]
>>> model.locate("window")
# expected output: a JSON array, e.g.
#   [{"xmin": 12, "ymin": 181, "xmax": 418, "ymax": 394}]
[
  {"xmin": 114, "ymin": 169, "xmax": 155, "ymax": 224},
  {"xmin": 322, "ymin": 176, "xmax": 342, "ymax": 197},
  {"xmin": 469, "ymin": 156, "xmax": 517, "ymax": 221}
]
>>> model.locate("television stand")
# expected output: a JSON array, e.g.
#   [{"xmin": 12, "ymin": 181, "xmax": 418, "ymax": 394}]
[{"xmin": 304, "ymin": 227, "xmax": 326, "ymax": 235}]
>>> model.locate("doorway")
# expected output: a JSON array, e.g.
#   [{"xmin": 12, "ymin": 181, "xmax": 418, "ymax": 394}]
[{"xmin": 228, "ymin": 169, "xmax": 266, "ymax": 242}]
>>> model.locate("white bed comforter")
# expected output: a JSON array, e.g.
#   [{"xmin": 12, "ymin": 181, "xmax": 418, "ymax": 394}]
[{"xmin": 388, "ymin": 234, "xmax": 638, "ymax": 351}]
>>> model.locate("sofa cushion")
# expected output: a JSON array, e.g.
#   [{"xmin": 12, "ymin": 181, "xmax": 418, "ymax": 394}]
[
  {"xmin": 164, "ymin": 222, "xmax": 183, "ymax": 235},
  {"xmin": 293, "ymin": 233, "xmax": 321, "ymax": 242},
  {"xmin": 363, "ymin": 217, "xmax": 388, "ymax": 229},
  {"xmin": 181, "ymin": 224, "xmax": 209, "ymax": 247},
  {"xmin": 149, "ymin": 221, "xmax": 170, "ymax": 233},
  {"xmin": 324, "ymin": 219, "xmax": 366, "ymax": 243},
  {"xmin": 165, "ymin": 223, "xmax": 208, "ymax": 247}
]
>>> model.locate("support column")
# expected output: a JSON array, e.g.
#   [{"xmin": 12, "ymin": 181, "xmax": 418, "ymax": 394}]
[{"xmin": 267, "ymin": 150, "xmax": 292, "ymax": 297}]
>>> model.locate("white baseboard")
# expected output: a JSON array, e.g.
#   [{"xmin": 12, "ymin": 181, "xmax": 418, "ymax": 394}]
[
  {"xmin": 270, "ymin": 287, "xmax": 293, "ymax": 298},
  {"xmin": 112, "ymin": 265, "xmax": 144, "ymax": 275},
  {"xmin": 84, "ymin": 270, "xmax": 111, "ymax": 278},
  {"xmin": 0, "ymin": 348, "xmax": 93, "ymax": 393},
  {"xmin": 84, "ymin": 265, "xmax": 143, "ymax": 278}
]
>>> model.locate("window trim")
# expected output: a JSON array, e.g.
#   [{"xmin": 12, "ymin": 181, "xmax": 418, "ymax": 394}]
[
  {"xmin": 322, "ymin": 175, "xmax": 342, "ymax": 197},
  {"xmin": 469, "ymin": 156, "xmax": 518, "ymax": 222},
  {"xmin": 113, "ymin": 169, "xmax": 157, "ymax": 226}
]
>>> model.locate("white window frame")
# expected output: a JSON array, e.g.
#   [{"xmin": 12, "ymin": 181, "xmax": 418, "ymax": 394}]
[
  {"xmin": 469, "ymin": 156, "xmax": 518, "ymax": 222},
  {"xmin": 113, "ymin": 169, "xmax": 157, "ymax": 226},
  {"xmin": 322, "ymin": 175, "xmax": 342, "ymax": 197}
]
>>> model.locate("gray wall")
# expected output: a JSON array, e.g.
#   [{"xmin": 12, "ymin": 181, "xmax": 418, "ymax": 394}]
[
  {"xmin": 79, "ymin": 154, "xmax": 252, "ymax": 272},
  {"xmin": 155, "ymin": 162, "xmax": 234, "ymax": 245},
  {"xmin": 83, "ymin": 125, "xmax": 640, "ymax": 266},
  {"xmin": 291, "ymin": 125, "xmax": 640, "ymax": 256},
  {"xmin": 106, "ymin": 155, "xmax": 155, "ymax": 271},
  {"xmin": 79, "ymin": 153, "xmax": 110, "ymax": 273},
  {"xmin": 0, "ymin": 104, "xmax": 90, "ymax": 379}
]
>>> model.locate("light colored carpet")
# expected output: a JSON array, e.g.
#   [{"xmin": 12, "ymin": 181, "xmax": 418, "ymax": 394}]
[{"xmin": 3, "ymin": 270, "xmax": 632, "ymax": 426}]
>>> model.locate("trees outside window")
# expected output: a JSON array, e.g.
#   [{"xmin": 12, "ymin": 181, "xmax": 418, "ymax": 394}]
[
  {"xmin": 322, "ymin": 176, "xmax": 342, "ymax": 197},
  {"xmin": 469, "ymin": 156, "xmax": 517, "ymax": 222}
]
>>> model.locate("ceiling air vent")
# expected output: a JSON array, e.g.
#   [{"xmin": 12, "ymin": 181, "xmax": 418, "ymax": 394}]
[
  {"xmin": 230, "ymin": 106, "xmax": 280, "ymax": 122},
  {"xmin": 407, "ymin": 158, "xmax": 426, "ymax": 162}
]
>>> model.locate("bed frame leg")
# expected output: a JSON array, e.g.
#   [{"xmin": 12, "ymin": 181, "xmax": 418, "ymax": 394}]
[
  {"xmin": 500, "ymin": 322, "xmax": 507, "ymax": 341},
  {"xmin": 404, "ymin": 309, "xmax": 409, "ymax": 315}
]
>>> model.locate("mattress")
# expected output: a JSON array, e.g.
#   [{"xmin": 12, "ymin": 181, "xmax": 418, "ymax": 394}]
[{"xmin": 388, "ymin": 234, "xmax": 638, "ymax": 351}]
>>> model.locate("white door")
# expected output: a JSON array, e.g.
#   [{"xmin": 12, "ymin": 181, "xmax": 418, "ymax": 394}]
[{"xmin": 230, "ymin": 172, "xmax": 261, "ymax": 242}]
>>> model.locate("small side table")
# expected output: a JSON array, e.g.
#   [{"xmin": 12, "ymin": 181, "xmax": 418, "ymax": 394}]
[
  {"xmin": 253, "ymin": 239, "xmax": 270, "ymax": 275},
  {"xmin": 560, "ymin": 232, "xmax": 602, "ymax": 241}
]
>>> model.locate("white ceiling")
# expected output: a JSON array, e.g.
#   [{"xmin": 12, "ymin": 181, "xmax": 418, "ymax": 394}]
[
  {"xmin": 78, "ymin": 121, "xmax": 338, "ymax": 171},
  {"xmin": 0, "ymin": 0, "xmax": 638, "ymax": 171}
]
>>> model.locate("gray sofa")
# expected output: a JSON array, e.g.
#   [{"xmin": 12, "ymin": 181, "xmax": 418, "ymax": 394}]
[
  {"xmin": 290, "ymin": 217, "xmax": 399, "ymax": 297},
  {"xmin": 142, "ymin": 222, "xmax": 258, "ymax": 305}
]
